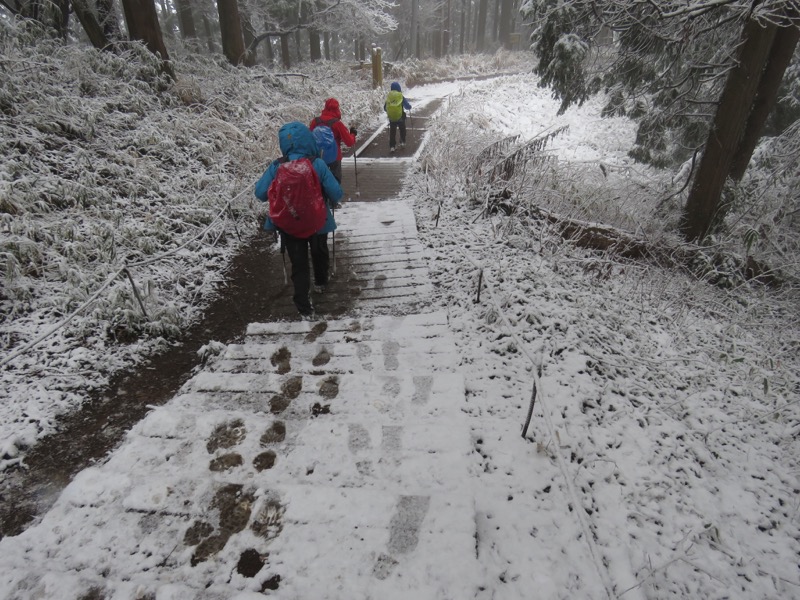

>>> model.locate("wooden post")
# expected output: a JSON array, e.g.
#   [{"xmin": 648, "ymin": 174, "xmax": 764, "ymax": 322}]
[
  {"xmin": 371, "ymin": 46, "xmax": 383, "ymax": 89},
  {"xmin": 123, "ymin": 268, "xmax": 150, "ymax": 318},
  {"xmin": 475, "ymin": 269, "xmax": 483, "ymax": 303},
  {"xmin": 521, "ymin": 380, "xmax": 538, "ymax": 439}
]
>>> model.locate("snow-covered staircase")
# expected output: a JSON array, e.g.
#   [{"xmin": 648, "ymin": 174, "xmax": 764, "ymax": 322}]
[{"xmin": 0, "ymin": 282, "xmax": 479, "ymax": 597}]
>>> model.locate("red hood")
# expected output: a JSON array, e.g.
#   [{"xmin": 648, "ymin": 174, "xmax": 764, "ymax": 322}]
[{"xmin": 320, "ymin": 98, "xmax": 341, "ymax": 121}]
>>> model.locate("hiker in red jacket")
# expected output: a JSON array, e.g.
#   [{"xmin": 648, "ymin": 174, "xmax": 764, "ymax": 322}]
[{"xmin": 309, "ymin": 98, "xmax": 357, "ymax": 183}]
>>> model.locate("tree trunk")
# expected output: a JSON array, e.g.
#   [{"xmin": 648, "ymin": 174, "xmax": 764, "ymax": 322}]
[
  {"xmin": 202, "ymin": 14, "xmax": 216, "ymax": 52},
  {"xmin": 265, "ymin": 35, "xmax": 274, "ymax": 63},
  {"xmin": 432, "ymin": 4, "xmax": 442, "ymax": 58},
  {"xmin": 120, "ymin": 0, "xmax": 174, "ymax": 78},
  {"xmin": 174, "ymin": 0, "xmax": 197, "ymax": 40},
  {"xmin": 309, "ymin": 29, "xmax": 322, "ymax": 60},
  {"xmin": 72, "ymin": 0, "xmax": 112, "ymax": 49},
  {"xmin": 493, "ymin": 0, "xmax": 500, "ymax": 41},
  {"xmin": 240, "ymin": 12, "xmax": 257, "ymax": 66},
  {"xmin": 459, "ymin": 0, "xmax": 466, "ymax": 53},
  {"xmin": 54, "ymin": 0, "xmax": 70, "ymax": 39},
  {"xmin": 97, "ymin": 0, "xmax": 121, "ymax": 40},
  {"xmin": 16, "ymin": 0, "xmax": 42, "ymax": 21},
  {"xmin": 410, "ymin": 0, "xmax": 418, "ymax": 59},
  {"xmin": 730, "ymin": 22, "xmax": 800, "ymax": 181},
  {"xmin": 681, "ymin": 18, "xmax": 777, "ymax": 241},
  {"xmin": 280, "ymin": 33, "xmax": 291, "ymax": 68},
  {"xmin": 293, "ymin": 29, "xmax": 301, "ymax": 62},
  {"xmin": 476, "ymin": 0, "xmax": 488, "ymax": 51},
  {"xmin": 324, "ymin": 31, "xmax": 330, "ymax": 60},
  {"xmin": 217, "ymin": 0, "xmax": 247, "ymax": 65},
  {"xmin": 499, "ymin": 0, "xmax": 512, "ymax": 48},
  {"xmin": 301, "ymin": 2, "xmax": 322, "ymax": 61},
  {"xmin": 444, "ymin": 0, "xmax": 451, "ymax": 55}
]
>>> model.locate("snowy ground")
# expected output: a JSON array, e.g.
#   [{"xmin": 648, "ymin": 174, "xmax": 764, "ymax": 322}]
[
  {"xmin": 1, "ymin": 63, "xmax": 799, "ymax": 599},
  {"xmin": 408, "ymin": 76, "xmax": 800, "ymax": 598}
]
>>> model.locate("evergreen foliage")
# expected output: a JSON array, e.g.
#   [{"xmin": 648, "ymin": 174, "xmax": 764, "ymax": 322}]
[{"xmin": 521, "ymin": 0, "xmax": 800, "ymax": 169}]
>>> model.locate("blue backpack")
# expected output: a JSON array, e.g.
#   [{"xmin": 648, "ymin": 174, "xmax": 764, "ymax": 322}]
[{"xmin": 312, "ymin": 117, "xmax": 339, "ymax": 165}]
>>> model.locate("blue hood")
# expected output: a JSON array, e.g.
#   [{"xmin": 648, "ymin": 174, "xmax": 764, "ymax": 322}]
[
  {"xmin": 279, "ymin": 121, "xmax": 319, "ymax": 161},
  {"xmin": 390, "ymin": 81, "xmax": 402, "ymax": 92}
]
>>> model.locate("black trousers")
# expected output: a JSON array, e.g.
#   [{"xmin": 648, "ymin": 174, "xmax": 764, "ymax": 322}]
[
  {"xmin": 281, "ymin": 232, "xmax": 329, "ymax": 315},
  {"xmin": 389, "ymin": 118, "xmax": 406, "ymax": 149},
  {"xmin": 328, "ymin": 160, "xmax": 342, "ymax": 183}
]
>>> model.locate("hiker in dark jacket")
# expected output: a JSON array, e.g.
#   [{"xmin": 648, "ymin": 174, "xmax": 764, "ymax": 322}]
[
  {"xmin": 383, "ymin": 81, "xmax": 412, "ymax": 153},
  {"xmin": 309, "ymin": 98, "xmax": 357, "ymax": 183},
  {"xmin": 255, "ymin": 121, "xmax": 343, "ymax": 318}
]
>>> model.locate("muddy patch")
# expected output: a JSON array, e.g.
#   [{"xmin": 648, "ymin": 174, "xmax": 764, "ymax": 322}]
[
  {"xmin": 318, "ymin": 375, "xmax": 339, "ymax": 399},
  {"xmin": 311, "ymin": 402, "xmax": 331, "ymax": 417},
  {"xmin": 282, "ymin": 375, "xmax": 303, "ymax": 399},
  {"xmin": 260, "ymin": 421, "xmax": 286, "ymax": 445},
  {"xmin": 184, "ymin": 520, "xmax": 214, "ymax": 546},
  {"xmin": 189, "ymin": 483, "xmax": 255, "ymax": 565},
  {"xmin": 269, "ymin": 395, "xmax": 291, "ymax": 414},
  {"xmin": 262, "ymin": 574, "xmax": 281, "ymax": 591},
  {"xmin": 304, "ymin": 322, "xmax": 328, "ymax": 343},
  {"xmin": 253, "ymin": 451, "xmax": 277, "ymax": 471},
  {"xmin": 251, "ymin": 498, "xmax": 284, "ymax": 541},
  {"xmin": 237, "ymin": 548, "xmax": 265, "ymax": 577},
  {"xmin": 206, "ymin": 419, "xmax": 246, "ymax": 453},
  {"xmin": 270, "ymin": 347, "xmax": 291, "ymax": 374},
  {"xmin": 209, "ymin": 453, "xmax": 243, "ymax": 472},
  {"xmin": 312, "ymin": 347, "xmax": 331, "ymax": 366}
]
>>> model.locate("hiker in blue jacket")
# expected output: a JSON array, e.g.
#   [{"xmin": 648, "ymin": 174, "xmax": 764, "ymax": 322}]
[
  {"xmin": 255, "ymin": 121, "xmax": 343, "ymax": 318},
  {"xmin": 384, "ymin": 81, "xmax": 412, "ymax": 153}
]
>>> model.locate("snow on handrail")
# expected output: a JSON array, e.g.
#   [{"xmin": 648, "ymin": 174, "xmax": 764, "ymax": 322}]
[
  {"xmin": 0, "ymin": 269, "xmax": 124, "ymax": 368},
  {"xmin": 1, "ymin": 187, "xmax": 252, "ymax": 369}
]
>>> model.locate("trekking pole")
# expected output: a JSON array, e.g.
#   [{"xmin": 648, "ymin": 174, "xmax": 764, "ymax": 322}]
[
  {"xmin": 331, "ymin": 206, "xmax": 336, "ymax": 275},
  {"xmin": 279, "ymin": 233, "xmax": 288, "ymax": 284},
  {"xmin": 353, "ymin": 147, "xmax": 360, "ymax": 198}
]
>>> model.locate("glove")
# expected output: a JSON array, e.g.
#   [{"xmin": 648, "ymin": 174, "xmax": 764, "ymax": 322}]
[{"xmin": 349, "ymin": 127, "xmax": 357, "ymax": 136}]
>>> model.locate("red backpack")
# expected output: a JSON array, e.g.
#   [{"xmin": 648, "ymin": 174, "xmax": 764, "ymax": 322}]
[{"xmin": 268, "ymin": 158, "xmax": 328, "ymax": 238}]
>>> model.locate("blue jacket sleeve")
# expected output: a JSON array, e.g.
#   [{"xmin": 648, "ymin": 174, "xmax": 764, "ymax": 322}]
[
  {"xmin": 403, "ymin": 97, "xmax": 412, "ymax": 111},
  {"xmin": 254, "ymin": 159, "xmax": 281, "ymax": 201},
  {"xmin": 313, "ymin": 158, "xmax": 343, "ymax": 205}
]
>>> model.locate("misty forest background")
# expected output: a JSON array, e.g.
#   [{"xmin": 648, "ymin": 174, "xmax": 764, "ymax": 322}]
[{"xmin": 0, "ymin": 0, "xmax": 798, "ymax": 461}]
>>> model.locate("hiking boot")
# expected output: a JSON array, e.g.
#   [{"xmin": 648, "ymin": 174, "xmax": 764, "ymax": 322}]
[
  {"xmin": 299, "ymin": 309, "xmax": 315, "ymax": 321},
  {"xmin": 313, "ymin": 283, "xmax": 326, "ymax": 294},
  {"xmin": 390, "ymin": 146, "xmax": 395, "ymax": 153},
  {"xmin": 399, "ymin": 142, "xmax": 405, "ymax": 149}
]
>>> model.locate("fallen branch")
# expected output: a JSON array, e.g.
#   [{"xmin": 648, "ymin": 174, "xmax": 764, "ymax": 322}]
[{"xmin": 526, "ymin": 205, "xmax": 786, "ymax": 287}]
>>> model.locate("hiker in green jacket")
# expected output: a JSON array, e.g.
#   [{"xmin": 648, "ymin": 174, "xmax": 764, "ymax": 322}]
[{"xmin": 384, "ymin": 82, "xmax": 412, "ymax": 154}]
